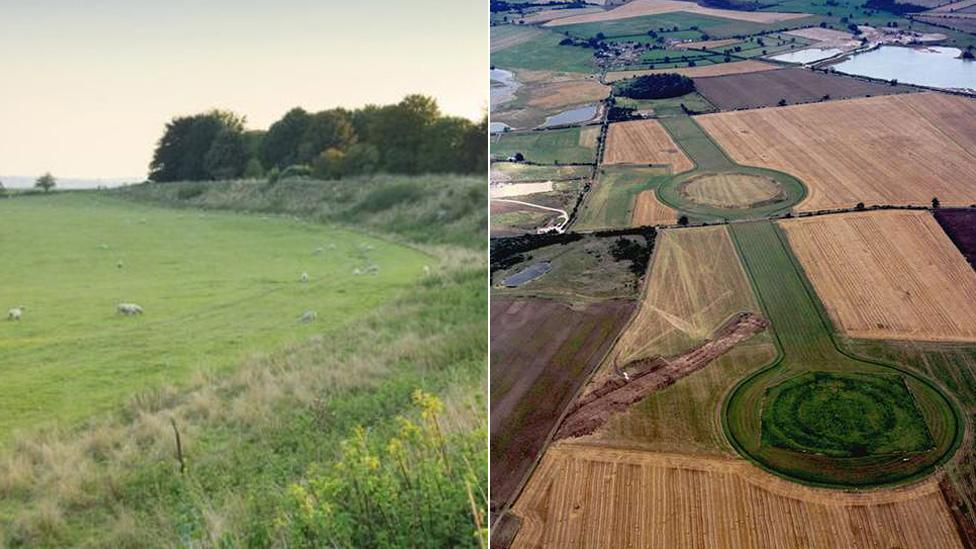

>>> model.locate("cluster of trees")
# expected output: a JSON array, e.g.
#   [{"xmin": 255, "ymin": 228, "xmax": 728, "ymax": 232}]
[
  {"xmin": 614, "ymin": 73, "xmax": 695, "ymax": 100},
  {"xmin": 149, "ymin": 95, "xmax": 487, "ymax": 183}
]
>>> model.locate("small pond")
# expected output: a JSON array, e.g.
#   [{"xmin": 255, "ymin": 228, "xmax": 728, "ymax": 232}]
[
  {"xmin": 491, "ymin": 68, "xmax": 519, "ymax": 108},
  {"xmin": 542, "ymin": 104, "xmax": 597, "ymax": 127},
  {"xmin": 770, "ymin": 47, "xmax": 845, "ymax": 64},
  {"xmin": 502, "ymin": 261, "xmax": 552, "ymax": 287},
  {"xmin": 490, "ymin": 122, "xmax": 512, "ymax": 134}
]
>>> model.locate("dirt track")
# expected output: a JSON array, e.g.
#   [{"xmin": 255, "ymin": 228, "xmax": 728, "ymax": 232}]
[{"xmin": 556, "ymin": 311, "xmax": 768, "ymax": 439}]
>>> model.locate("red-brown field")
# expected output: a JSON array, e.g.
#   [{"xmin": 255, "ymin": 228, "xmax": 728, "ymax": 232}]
[
  {"xmin": 934, "ymin": 208, "xmax": 976, "ymax": 268},
  {"xmin": 490, "ymin": 297, "xmax": 634, "ymax": 510}
]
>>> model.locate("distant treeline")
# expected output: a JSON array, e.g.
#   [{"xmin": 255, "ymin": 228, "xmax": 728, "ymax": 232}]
[{"xmin": 149, "ymin": 95, "xmax": 487, "ymax": 182}]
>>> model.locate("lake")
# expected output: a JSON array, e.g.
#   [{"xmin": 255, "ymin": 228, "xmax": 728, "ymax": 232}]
[
  {"xmin": 831, "ymin": 46, "xmax": 976, "ymax": 91},
  {"xmin": 770, "ymin": 47, "xmax": 845, "ymax": 64},
  {"xmin": 543, "ymin": 104, "xmax": 598, "ymax": 127},
  {"xmin": 491, "ymin": 68, "xmax": 519, "ymax": 108}
]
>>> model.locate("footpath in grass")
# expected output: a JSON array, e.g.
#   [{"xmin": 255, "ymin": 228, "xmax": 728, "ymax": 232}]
[{"xmin": 723, "ymin": 221, "xmax": 961, "ymax": 487}]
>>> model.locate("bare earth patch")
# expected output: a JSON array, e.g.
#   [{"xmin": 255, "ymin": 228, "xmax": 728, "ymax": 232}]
[
  {"xmin": 696, "ymin": 93, "xmax": 976, "ymax": 211},
  {"xmin": 780, "ymin": 210, "xmax": 976, "ymax": 342},
  {"xmin": 603, "ymin": 119, "xmax": 694, "ymax": 172}
]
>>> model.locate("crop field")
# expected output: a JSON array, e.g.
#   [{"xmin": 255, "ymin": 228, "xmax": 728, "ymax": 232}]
[
  {"xmin": 696, "ymin": 93, "xmax": 976, "ymax": 211},
  {"xmin": 693, "ymin": 68, "xmax": 919, "ymax": 111},
  {"xmin": 605, "ymin": 60, "xmax": 779, "ymax": 82},
  {"xmin": 490, "ymin": 28, "xmax": 597, "ymax": 73},
  {"xmin": 780, "ymin": 211, "xmax": 976, "ymax": 342},
  {"xmin": 546, "ymin": 0, "xmax": 811, "ymax": 27},
  {"xmin": 490, "ymin": 298, "xmax": 634, "ymax": 509},
  {"xmin": 491, "ymin": 25, "xmax": 546, "ymax": 53},
  {"xmin": 511, "ymin": 443, "xmax": 963, "ymax": 549},
  {"xmin": 678, "ymin": 173, "xmax": 784, "ymax": 209},
  {"xmin": 518, "ymin": 6, "xmax": 604, "ymax": 25},
  {"xmin": 493, "ymin": 71, "xmax": 609, "ymax": 130},
  {"xmin": 935, "ymin": 208, "xmax": 976, "ymax": 268},
  {"xmin": 632, "ymin": 189, "xmax": 678, "ymax": 225},
  {"xmin": 491, "ymin": 127, "xmax": 597, "ymax": 164},
  {"xmin": 725, "ymin": 221, "xmax": 962, "ymax": 487},
  {"xmin": 0, "ymin": 193, "xmax": 426, "ymax": 440},
  {"xmin": 603, "ymin": 120, "xmax": 694, "ymax": 172},
  {"xmin": 573, "ymin": 166, "xmax": 672, "ymax": 230},
  {"xmin": 490, "ymin": 162, "xmax": 591, "ymax": 183},
  {"xmin": 605, "ymin": 226, "xmax": 769, "ymax": 367}
]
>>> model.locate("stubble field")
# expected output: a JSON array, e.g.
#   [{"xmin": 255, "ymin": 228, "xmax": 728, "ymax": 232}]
[
  {"xmin": 696, "ymin": 93, "xmax": 976, "ymax": 211},
  {"xmin": 603, "ymin": 119, "xmax": 694, "ymax": 172}
]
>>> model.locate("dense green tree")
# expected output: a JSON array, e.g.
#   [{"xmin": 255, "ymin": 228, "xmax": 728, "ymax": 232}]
[
  {"xmin": 297, "ymin": 109, "xmax": 356, "ymax": 165},
  {"xmin": 312, "ymin": 148, "xmax": 347, "ymax": 180},
  {"xmin": 204, "ymin": 128, "xmax": 249, "ymax": 180},
  {"xmin": 35, "ymin": 172, "xmax": 56, "ymax": 192},
  {"xmin": 149, "ymin": 110, "xmax": 244, "ymax": 182},
  {"xmin": 344, "ymin": 143, "xmax": 380, "ymax": 176},
  {"xmin": 260, "ymin": 107, "xmax": 311, "ymax": 169}
]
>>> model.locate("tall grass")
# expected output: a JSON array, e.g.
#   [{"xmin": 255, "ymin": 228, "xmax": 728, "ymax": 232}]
[{"xmin": 1, "ymin": 176, "xmax": 487, "ymax": 547}]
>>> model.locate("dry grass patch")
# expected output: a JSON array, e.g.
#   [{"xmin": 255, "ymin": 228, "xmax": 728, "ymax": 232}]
[
  {"xmin": 697, "ymin": 93, "xmax": 976, "ymax": 211},
  {"xmin": 605, "ymin": 60, "xmax": 780, "ymax": 82},
  {"xmin": 511, "ymin": 443, "xmax": 963, "ymax": 549},
  {"xmin": 603, "ymin": 120, "xmax": 694, "ymax": 172},
  {"xmin": 491, "ymin": 25, "xmax": 545, "ymax": 53},
  {"xmin": 781, "ymin": 210, "xmax": 976, "ymax": 342},
  {"xmin": 679, "ymin": 173, "xmax": 784, "ymax": 209},
  {"xmin": 545, "ymin": 0, "xmax": 810, "ymax": 27}
]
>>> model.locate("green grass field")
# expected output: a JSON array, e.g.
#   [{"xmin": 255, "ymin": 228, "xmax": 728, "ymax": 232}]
[
  {"xmin": 615, "ymin": 92, "xmax": 716, "ymax": 116},
  {"xmin": 722, "ymin": 221, "xmax": 962, "ymax": 487},
  {"xmin": 560, "ymin": 12, "xmax": 769, "ymax": 42},
  {"xmin": 491, "ymin": 127, "xmax": 597, "ymax": 164},
  {"xmin": 574, "ymin": 167, "xmax": 670, "ymax": 230},
  {"xmin": 490, "ymin": 27, "xmax": 597, "ymax": 73},
  {"xmin": 0, "ymin": 193, "xmax": 427, "ymax": 439}
]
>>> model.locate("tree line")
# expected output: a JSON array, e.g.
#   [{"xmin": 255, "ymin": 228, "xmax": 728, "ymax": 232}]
[{"xmin": 149, "ymin": 95, "xmax": 487, "ymax": 183}]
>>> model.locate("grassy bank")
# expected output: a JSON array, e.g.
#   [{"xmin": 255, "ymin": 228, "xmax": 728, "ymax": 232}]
[{"xmin": 0, "ymin": 176, "xmax": 487, "ymax": 547}]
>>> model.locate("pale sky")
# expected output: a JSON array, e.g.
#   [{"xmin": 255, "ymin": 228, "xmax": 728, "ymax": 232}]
[{"xmin": 0, "ymin": 1, "xmax": 486, "ymax": 179}]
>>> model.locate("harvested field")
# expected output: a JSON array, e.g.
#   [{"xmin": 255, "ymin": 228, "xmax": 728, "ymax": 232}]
[
  {"xmin": 490, "ymin": 298, "xmax": 634, "ymax": 509},
  {"xmin": 605, "ymin": 60, "xmax": 779, "ymax": 81},
  {"xmin": 578, "ymin": 126, "xmax": 599, "ymax": 149},
  {"xmin": 678, "ymin": 172, "xmax": 784, "ymax": 209},
  {"xmin": 523, "ymin": 79, "xmax": 608, "ymax": 110},
  {"xmin": 490, "ymin": 181, "xmax": 554, "ymax": 198},
  {"xmin": 934, "ymin": 209, "xmax": 976, "ymax": 268},
  {"xmin": 545, "ymin": 0, "xmax": 810, "ymax": 26},
  {"xmin": 607, "ymin": 226, "xmax": 768, "ymax": 367},
  {"xmin": 632, "ymin": 189, "xmax": 677, "ymax": 225},
  {"xmin": 574, "ymin": 166, "xmax": 671, "ymax": 230},
  {"xmin": 926, "ymin": 0, "xmax": 976, "ymax": 12},
  {"xmin": 491, "ymin": 25, "xmax": 545, "ymax": 53},
  {"xmin": 697, "ymin": 93, "xmax": 976, "ymax": 211},
  {"xmin": 603, "ymin": 120, "xmax": 694, "ymax": 172},
  {"xmin": 557, "ymin": 312, "xmax": 768, "ymax": 439},
  {"xmin": 914, "ymin": 14, "xmax": 976, "ymax": 33},
  {"xmin": 511, "ymin": 443, "xmax": 963, "ymax": 549},
  {"xmin": 519, "ymin": 6, "xmax": 604, "ymax": 24},
  {"xmin": 780, "ymin": 210, "xmax": 976, "ymax": 342},
  {"xmin": 786, "ymin": 27, "xmax": 856, "ymax": 42},
  {"xmin": 693, "ymin": 68, "xmax": 918, "ymax": 111}
]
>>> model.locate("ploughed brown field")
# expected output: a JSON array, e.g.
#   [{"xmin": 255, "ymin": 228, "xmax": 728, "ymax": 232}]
[
  {"xmin": 780, "ymin": 210, "xmax": 976, "ymax": 342},
  {"xmin": 545, "ymin": 0, "xmax": 809, "ymax": 26},
  {"xmin": 489, "ymin": 298, "xmax": 634, "ymax": 510},
  {"xmin": 693, "ymin": 68, "xmax": 918, "ymax": 111},
  {"xmin": 934, "ymin": 208, "xmax": 976, "ymax": 268},
  {"xmin": 511, "ymin": 443, "xmax": 963, "ymax": 549},
  {"xmin": 605, "ymin": 60, "xmax": 779, "ymax": 82},
  {"xmin": 697, "ymin": 93, "xmax": 976, "ymax": 211},
  {"xmin": 603, "ymin": 119, "xmax": 694, "ymax": 172}
]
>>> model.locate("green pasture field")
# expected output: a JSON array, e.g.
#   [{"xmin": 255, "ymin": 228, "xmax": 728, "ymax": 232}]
[
  {"xmin": 616, "ymin": 92, "xmax": 716, "ymax": 116},
  {"xmin": 491, "ymin": 127, "xmax": 597, "ymax": 164},
  {"xmin": 490, "ymin": 27, "xmax": 597, "ymax": 73},
  {"xmin": 574, "ymin": 167, "xmax": 671, "ymax": 230},
  {"xmin": 0, "ymin": 193, "xmax": 427, "ymax": 440},
  {"xmin": 559, "ymin": 12, "xmax": 770, "ymax": 42},
  {"xmin": 722, "ymin": 221, "xmax": 962, "ymax": 488}
]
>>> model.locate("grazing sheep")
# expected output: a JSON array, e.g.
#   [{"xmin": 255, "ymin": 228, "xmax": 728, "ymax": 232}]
[
  {"xmin": 365, "ymin": 264, "xmax": 380, "ymax": 276},
  {"xmin": 116, "ymin": 260, "xmax": 124, "ymax": 269},
  {"xmin": 7, "ymin": 306, "xmax": 25, "ymax": 321},
  {"xmin": 313, "ymin": 247, "xmax": 325, "ymax": 255},
  {"xmin": 116, "ymin": 303, "xmax": 143, "ymax": 316},
  {"xmin": 299, "ymin": 272, "xmax": 309, "ymax": 283},
  {"xmin": 299, "ymin": 310, "xmax": 317, "ymax": 322},
  {"xmin": 99, "ymin": 243, "xmax": 110, "ymax": 250},
  {"xmin": 423, "ymin": 265, "xmax": 431, "ymax": 277},
  {"xmin": 353, "ymin": 268, "xmax": 363, "ymax": 276}
]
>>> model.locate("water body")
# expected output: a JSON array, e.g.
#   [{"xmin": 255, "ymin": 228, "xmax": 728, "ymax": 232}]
[
  {"xmin": 543, "ymin": 104, "xmax": 598, "ymax": 127},
  {"xmin": 832, "ymin": 46, "xmax": 976, "ymax": 91},
  {"xmin": 491, "ymin": 68, "xmax": 519, "ymax": 108},
  {"xmin": 490, "ymin": 122, "xmax": 512, "ymax": 134},
  {"xmin": 502, "ymin": 261, "xmax": 552, "ymax": 287},
  {"xmin": 770, "ymin": 47, "xmax": 845, "ymax": 64}
]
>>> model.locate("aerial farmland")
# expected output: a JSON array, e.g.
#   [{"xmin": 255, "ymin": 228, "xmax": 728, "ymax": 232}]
[{"xmin": 490, "ymin": 0, "xmax": 976, "ymax": 545}]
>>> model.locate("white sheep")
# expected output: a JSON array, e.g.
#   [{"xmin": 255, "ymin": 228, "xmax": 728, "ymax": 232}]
[
  {"xmin": 423, "ymin": 265, "xmax": 431, "ymax": 277},
  {"xmin": 116, "ymin": 303, "xmax": 143, "ymax": 316},
  {"xmin": 365, "ymin": 264, "xmax": 380, "ymax": 276},
  {"xmin": 353, "ymin": 268, "xmax": 363, "ymax": 276},
  {"xmin": 7, "ymin": 306, "xmax": 25, "ymax": 321},
  {"xmin": 299, "ymin": 310, "xmax": 317, "ymax": 322},
  {"xmin": 299, "ymin": 272, "xmax": 309, "ymax": 283}
]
